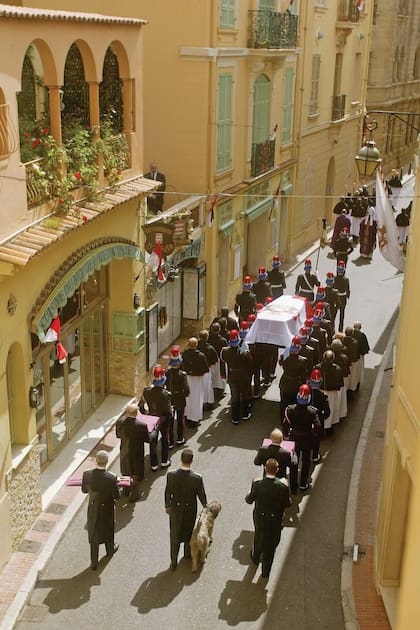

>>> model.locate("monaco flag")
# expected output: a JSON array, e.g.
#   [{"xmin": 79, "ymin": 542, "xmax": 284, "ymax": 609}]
[
  {"xmin": 375, "ymin": 171, "xmax": 406, "ymax": 273},
  {"xmin": 43, "ymin": 316, "xmax": 61, "ymax": 343}
]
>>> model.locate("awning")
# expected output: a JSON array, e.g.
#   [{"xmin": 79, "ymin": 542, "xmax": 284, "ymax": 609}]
[
  {"xmin": 245, "ymin": 197, "xmax": 272, "ymax": 223},
  {"xmin": 32, "ymin": 242, "xmax": 142, "ymax": 339}
]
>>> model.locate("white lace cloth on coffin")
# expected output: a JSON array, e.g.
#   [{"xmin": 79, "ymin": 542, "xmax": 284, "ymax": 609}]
[{"xmin": 245, "ymin": 295, "xmax": 307, "ymax": 347}]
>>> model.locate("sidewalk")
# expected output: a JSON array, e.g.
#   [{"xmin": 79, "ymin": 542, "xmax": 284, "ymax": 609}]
[{"xmin": 0, "ymin": 236, "xmax": 394, "ymax": 629}]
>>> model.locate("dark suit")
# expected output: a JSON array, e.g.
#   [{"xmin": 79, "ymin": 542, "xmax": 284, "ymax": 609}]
[
  {"xmin": 165, "ymin": 468, "xmax": 207, "ymax": 568},
  {"xmin": 144, "ymin": 170, "xmax": 166, "ymax": 213},
  {"xmin": 254, "ymin": 443, "xmax": 292, "ymax": 479},
  {"xmin": 116, "ymin": 415, "xmax": 150, "ymax": 499},
  {"xmin": 246, "ymin": 477, "xmax": 291, "ymax": 577},
  {"xmin": 82, "ymin": 467, "xmax": 120, "ymax": 568}
]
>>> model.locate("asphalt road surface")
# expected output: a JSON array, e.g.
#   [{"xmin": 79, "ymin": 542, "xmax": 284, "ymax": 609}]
[{"xmin": 15, "ymin": 244, "xmax": 403, "ymax": 629}]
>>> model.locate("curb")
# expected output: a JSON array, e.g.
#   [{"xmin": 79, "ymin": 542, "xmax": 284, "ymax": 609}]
[
  {"xmin": 0, "ymin": 424, "xmax": 126, "ymax": 630},
  {"xmin": 340, "ymin": 312, "xmax": 398, "ymax": 630}
]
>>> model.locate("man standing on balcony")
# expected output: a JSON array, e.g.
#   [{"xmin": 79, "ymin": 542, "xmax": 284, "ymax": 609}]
[{"xmin": 145, "ymin": 162, "xmax": 166, "ymax": 214}]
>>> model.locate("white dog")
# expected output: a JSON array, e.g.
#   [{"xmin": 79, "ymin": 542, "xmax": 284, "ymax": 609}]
[{"xmin": 190, "ymin": 500, "xmax": 222, "ymax": 572}]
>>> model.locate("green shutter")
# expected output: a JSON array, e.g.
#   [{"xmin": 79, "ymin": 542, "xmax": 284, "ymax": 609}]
[
  {"xmin": 281, "ymin": 67, "xmax": 294, "ymax": 145},
  {"xmin": 259, "ymin": 0, "xmax": 276, "ymax": 10},
  {"xmin": 220, "ymin": 0, "xmax": 235, "ymax": 28},
  {"xmin": 252, "ymin": 75, "xmax": 271, "ymax": 144},
  {"xmin": 216, "ymin": 73, "xmax": 233, "ymax": 173}
]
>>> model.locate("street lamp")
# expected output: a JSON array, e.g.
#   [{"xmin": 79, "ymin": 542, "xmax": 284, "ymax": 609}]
[
  {"xmin": 355, "ymin": 118, "xmax": 382, "ymax": 177},
  {"xmin": 355, "ymin": 110, "xmax": 420, "ymax": 177}
]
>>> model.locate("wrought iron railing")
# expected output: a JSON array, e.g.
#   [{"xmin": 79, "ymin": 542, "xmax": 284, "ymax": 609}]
[
  {"xmin": 25, "ymin": 159, "xmax": 50, "ymax": 207},
  {"xmin": 337, "ymin": 0, "xmax": 360, "ymax": 23},
  {"xmin": 251, "ymin": 138, "xmax": 275, "ymax": 178},
  {"xmin": 332, "ymin": 94, "xmax": 346, "ymax": 121},
  {"xmin": 248, "ymin": 11, "xmax": 298, "ymax": 49}
]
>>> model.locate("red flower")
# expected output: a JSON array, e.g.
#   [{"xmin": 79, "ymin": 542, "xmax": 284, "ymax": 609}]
[
  {"xmin": 42, "ymin": 128, "xmax": 49, "ymax": 135},
  {"xmin": 58, "ymin": 198, "xmax": 64, "ymax": 204},
  {"xmin": 117, "ymin": 169, "xmax": 121, "ymax": 175},
  {"xmin": 74, "ymin": 172, "xmax": 82, "ymax": 180},
  {"xmin": 82, "ymin": 215, "xmax": 88, "ymax": 222},
  {"xmin": 32, "ymin": 138, "xmax": 40, "ymax": 148},
  {"xmin": 24, "ymin": 132, "xmax": 31, "ymax": 139}
]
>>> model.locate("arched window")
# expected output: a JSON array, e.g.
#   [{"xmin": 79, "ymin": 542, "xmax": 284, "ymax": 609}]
[
  {"xmin": 62, "ymin": 43, "xmax": 89, "ymax": 126},
  {"xmin": 100, "ymin": 47, "xmax": 123, "ymax": 132}
]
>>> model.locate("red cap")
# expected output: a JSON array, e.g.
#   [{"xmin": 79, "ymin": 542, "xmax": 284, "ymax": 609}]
[
  {"xmin": 256, "ymin": 302, "xmax": 264, "ymax": 311},
  {"xmin": 247, "ymin": 313, "xmax": 257, "ymax": 323},
  {"xmin": 239, "ymin": 320, "xmax": 249, "ymax": 331},
  {"xmin": 153, "ymin": 365, "xmax": 165, "ymax": 379}
]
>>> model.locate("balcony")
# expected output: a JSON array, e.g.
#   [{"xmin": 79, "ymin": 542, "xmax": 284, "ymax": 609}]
[
  {"xmin": 332, "ymin": 94, "xmax": 346, "ymax": 121},
  {"xmin": 248, "ymin": 10, "xmax": 298, "ymax": 49},
  {"xmin": 337, "ymin": 0, "xmax": 360, "ymax": 23},
  {"xmin": 251, "ymin": 138, "xmax": 275, "ymax": 178}
]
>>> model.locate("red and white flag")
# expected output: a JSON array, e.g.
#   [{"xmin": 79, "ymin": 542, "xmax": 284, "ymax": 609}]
[
  {"xmin": 375, "ymin": 171, "xmax": 405, "ymax": 273},
  {"xmin": 207, "ymin": 194, "xmax": 219, "ymax": 227},
  {"xmin": 43, "ymin": 316, "xmax": 61, "ymax": 343},
  {"xmin": 56, "ymin": 341, "xmax": 68, "ymax": 365},
  {"xmin": 269, "ymin": 183, "xmax": 281, "ymax": 221},
  {"xmin": 356, "ymin": 0, "xmax": 364, "ymax": 10},
  {"xmin": 153, "ymin": 240, "xmax": 166, "ymax": 283}
]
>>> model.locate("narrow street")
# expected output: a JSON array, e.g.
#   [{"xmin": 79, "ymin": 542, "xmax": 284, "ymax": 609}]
[{"xmin": 15, "ymin": 244, "xmax": 403, "ymax": 630}]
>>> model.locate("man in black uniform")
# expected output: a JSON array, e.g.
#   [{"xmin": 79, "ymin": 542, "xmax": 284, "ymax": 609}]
[
  {"xmin": 235, "ymin": 276, "xmax": 257, "ymax": 322},
  {"xmin": 165, "ymin": 346, "xmax": 190, "ymax": 447},
  {"xmin": 308, "ymin": 369, "xmax": 330, "ymax": 463},
  {"xmin": 82, "ymin": 450, "xmax": 120, "ymax": 570},
  {"xmin": 267, "ymin": 255, "xmax": 286, "ymax": 299},
  {"xmin": 310, "ymin": 309, "xmax": 328, "ymax": 357},
  {"xmin": 334, "ymin": 261, "xmax": 350, "ymax": 332},
  {"xmin": 139, "ymin": 365, "xmax": 172, "ymax": 471},
  {"xmin": 325, "ymin": 271, "xmax": 339, "ymax": 327},
  {"xmin": 285, "ymin": 385, "xmax": 321, "ymax": 492},
  {"xmin": 352, "ymin": 321, "xmax": 370, "ymax": 389},
  {"xmin": 316, "ymin": 350, "xmax": 344, "ymax": 433},
  {"xmin": 164, "ymin": 448, "xmax": 207, "ymax": 570},
  {"xmin": 211, "ymin": 306, "xmax": 238, "ymax": 332},
  {"xmin": 221, "ymin": 329, "xmax": 253, "ymax": 423},
  {"xmin": 279, "ymin": 336, "xmax": 308, "ymax": 424},
  {"xmin": 254, "ymin": 428, "xmax": 292, "ymax": 480},
  {"xmin": 253, "ymin": 266, "xmax": 272, "ymax": 305},
  {"xmin": 297, "ymin": 329, "xmax": 315, "ymax": 377},
  {"xmin": 246, "ymin": 458, "xmax": 291, "ymax": 578},
  {"xmin": 144, "ymin": 162, "xmax": 166, "ymax": 214},
  {"xmin": 333, "ymin": 227, "xmax": 353, "ymax": 266},
  {"xmin": 295, "ymin": 259, "xmax": 320, "ymax": 302},
  {"xmin": 116, "ymin": 403, "xmax": 151, "ymax": 501}
]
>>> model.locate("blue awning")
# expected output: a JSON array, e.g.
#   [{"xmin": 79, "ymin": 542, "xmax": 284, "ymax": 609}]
[{"xmin": 33, "ymin": 242, "xmax": 143, "ymax": 339}]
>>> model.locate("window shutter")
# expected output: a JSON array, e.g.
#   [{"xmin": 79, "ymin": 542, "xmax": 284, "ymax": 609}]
[
  {"xmin": 220, "ymin": 0, "xmax": 235, "ymax": 28},
  {"xmin": 281, "ymin": 67, "xmax": 294, "ymax": 145},
  {"xmin": 252, "ymin": 76, "xmax": 271, "ymax": 144},
  {"xmin": 310, "ymin": 54, "xmax": 321, "ymax": 115},
  {"xmin": 216, "ymin": 73, "xmax": 233, "ymax": 173}
]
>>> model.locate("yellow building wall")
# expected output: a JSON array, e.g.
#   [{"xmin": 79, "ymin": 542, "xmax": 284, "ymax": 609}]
[{"xmin": 375, "ymin": 152, "xmax": 420, "ymax": 626}]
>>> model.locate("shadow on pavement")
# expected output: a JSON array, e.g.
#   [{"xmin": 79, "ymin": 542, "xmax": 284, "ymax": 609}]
[
  {"xmin": 350, "ymin": 256, "xmax": 373, "ymax": 267},
  {"xmin": 218, "ymin": 567, "xmax": 268, "ymax": 625},
  {"xmin": 131, "ymin": 564, "xmax": 199, "ymax": 612},
  {"xmin": 36, "ymin": 567, "xmax": 103, "ymax": 612},
  {"xmin": 232, "ymin": 530, "xmax": 255, "ymax": 565}
]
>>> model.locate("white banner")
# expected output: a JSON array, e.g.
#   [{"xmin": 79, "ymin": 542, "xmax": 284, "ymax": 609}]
[{"xmin": 375, "ymin": 172, "xmax": 406, "ymax": 273}]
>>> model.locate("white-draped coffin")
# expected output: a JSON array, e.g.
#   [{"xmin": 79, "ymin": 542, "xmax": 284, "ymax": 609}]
[{"xmin": 245, "ymin": 295, "xmax": 310, "ymax": 347}]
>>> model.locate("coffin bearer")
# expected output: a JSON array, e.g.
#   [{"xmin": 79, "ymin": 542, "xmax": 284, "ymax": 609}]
[
  {"xmin": 235, "ymin": 276, "xmax": 257, "ymax": 323},
  {"xmin": 253, "ymin": 266, "xmax": 272, "ymax": 305},
  {"xmin": 254, "ymin": 428, "xmax": 292, "ymax": 480},
  {"xmin": 221, "ymin": 329, "xmax": 253, "ymax": 424},
  {"xmin": 268, "ymin": 255, "xmax": 286, "ymax": 299},
  {"xmin": 295, "ymin": 259, "xmax": 320, "ymax": 303},
  {"xmin": 82, "ymin": 450, "xmax": 120, "ymax": 570}
]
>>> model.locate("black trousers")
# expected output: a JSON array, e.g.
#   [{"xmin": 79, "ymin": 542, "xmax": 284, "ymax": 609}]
[{"xmin": 90, "ymin": 535, "xmax": 114, "ymax": 567}]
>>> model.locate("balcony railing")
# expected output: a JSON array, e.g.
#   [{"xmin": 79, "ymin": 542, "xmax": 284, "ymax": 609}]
[
  {"xmin": 337, "ymin": 0, "xmax": 360, "ymax": 23},
  {"xmin": 332, "ymin": 94, "xmax": 346, "ymax": 121},
  {"xmin": 25, "ymin": 159, "xmax": 50, "ymax": 208},
  {"xmin": 248, "ymin": 10, "xmax": 298, "ymax": 49},
  {"xmin": 251, "ymin": 138, "xmax": 275, "ymax": 178}
]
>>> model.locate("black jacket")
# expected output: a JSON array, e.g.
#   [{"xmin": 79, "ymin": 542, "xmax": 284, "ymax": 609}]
[
  {"xmin": 254, "ymin": 444, "xmax": 292, "ymax": 479},
  {"xmin": 181, "ymin": 347, "xmax": 209, "ymax": 376},
  {"xmin": 165, "ymin": 367, "xmax": 190, "ymax": 408},
  {"xmin": 82, "ymin": 468, "xmax": 119, "ymax": 544}
]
